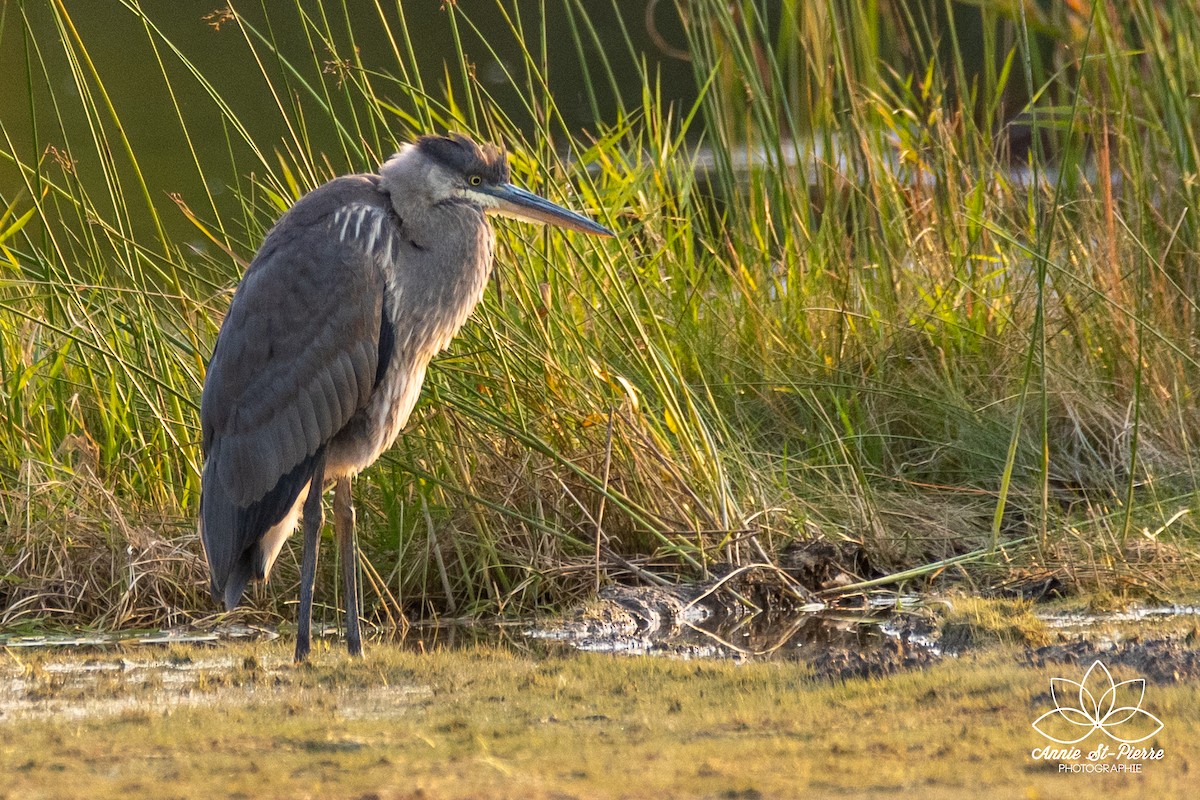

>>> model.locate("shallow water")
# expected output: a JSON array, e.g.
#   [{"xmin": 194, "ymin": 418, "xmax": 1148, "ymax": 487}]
[
  {"xmin": 5, "ymin": 600, "xmax": 1197, "ymax": 663},
  {"xmin": 4, "ymin": 599, "xmax": 1199, "ymax": 696},
  {"xmin": 527, "ymin": 592, "xmax": 945, "ymax": 682},
  {"xmin": 1038, "ymin": 603, "xmax": 1200, "ymax": 630}
]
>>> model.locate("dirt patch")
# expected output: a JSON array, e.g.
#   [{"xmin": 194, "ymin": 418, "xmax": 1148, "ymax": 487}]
[
  {"xmin": 807, "ymin": 616, "xmax": 941, "ymax": 680},
  {"xmin": 1024, "ymin": 636, "xmax": 1200, "ymax": 684}
]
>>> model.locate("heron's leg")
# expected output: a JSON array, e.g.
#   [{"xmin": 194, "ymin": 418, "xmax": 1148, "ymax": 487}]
[
  {"xmin": 294, "ymin": 456, "xmax": 326, "ymax": 663},
  {"xmin": 334, "ymin": 477, "xmax": 363, "ymax": 656}
]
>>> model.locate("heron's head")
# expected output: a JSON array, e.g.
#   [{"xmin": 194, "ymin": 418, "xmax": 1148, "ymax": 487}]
[{"xmin": 380, "ymin": 134, "xmax": 612, "ymax": 237}]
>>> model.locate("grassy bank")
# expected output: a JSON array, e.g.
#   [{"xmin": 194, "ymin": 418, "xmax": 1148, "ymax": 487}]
[
  {"xmin": 1, "ymin": 637, "xmax": 1196, "ymax": 799},
  {"xmin": 2, "ymin": 1, "xmax": 1199, "ymax": 630}
]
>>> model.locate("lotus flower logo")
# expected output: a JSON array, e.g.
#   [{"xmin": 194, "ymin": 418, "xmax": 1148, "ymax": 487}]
[{"xmin": 1032, "ymin": 660, "xmax": 1164, "ymax": 745}]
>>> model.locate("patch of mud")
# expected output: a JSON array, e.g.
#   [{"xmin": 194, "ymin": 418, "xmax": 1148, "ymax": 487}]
[
  {"xmin": 800, "ymin": 614, "xmax": 941, "ymax": 680},
  {"xmin": 1025, "ymin": 637, "xmax": 1200, "ymax": 684},
  {"xmin": 1026, "ymin": 604, "xmax": 1200, "ymax": 684}
]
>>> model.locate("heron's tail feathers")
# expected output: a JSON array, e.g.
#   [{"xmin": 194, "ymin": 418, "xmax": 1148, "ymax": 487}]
[
  {"xmin": 200, "ymin": 445, "xmax": 325, "ymax": 611},
  {"xmin": 222, "ymin": 560, "xmax": 254, "ymax": 611},
  {"xmin": 199, "ymin": 454, "xmax": 252, "ymax": 609}
]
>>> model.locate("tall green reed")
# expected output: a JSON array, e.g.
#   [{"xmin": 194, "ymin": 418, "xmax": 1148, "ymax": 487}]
[{"xmin": 2, "ymin": 1, "xmax": 1199, "ymax": 629}]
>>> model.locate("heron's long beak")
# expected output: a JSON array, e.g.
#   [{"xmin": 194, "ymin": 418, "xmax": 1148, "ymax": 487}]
[{"xmin": 481, "ymin": 183, "xmax": 614, "ymax": 237}]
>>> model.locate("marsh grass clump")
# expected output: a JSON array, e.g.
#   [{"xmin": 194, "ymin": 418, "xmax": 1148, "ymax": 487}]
[
  {"xmin": 1, "ymin": 458, "xmax": 208, "ymax": 629},
  {"xmin": 2, "ymin": 1, "xmax": 1200, "ymax": 630},
  {"xmin": 940, "ymin": 595, "xmax": 1052, "ymax": 651}
]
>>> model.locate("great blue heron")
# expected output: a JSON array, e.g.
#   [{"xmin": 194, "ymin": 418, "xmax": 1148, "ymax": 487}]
[{"xmin": 199, "ymin": 134, "xmax": 612, "ymax": 661}]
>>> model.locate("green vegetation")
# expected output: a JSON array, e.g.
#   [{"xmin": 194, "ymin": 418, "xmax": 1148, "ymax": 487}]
[
  {"xmin": 939, "ymin": 595, "xmax": 1053, "ymax": 649},
  {"xmin": 0, "ymin": 639, "xmax": 1195, "ymax": 799},
  {"xmin": 2, "ymin": 1, "xmax": 1200, "ymax": 630}
]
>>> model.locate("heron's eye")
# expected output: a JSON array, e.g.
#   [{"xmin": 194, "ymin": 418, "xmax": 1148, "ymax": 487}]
[{"xmin": 469, "ymin": 175, "xmax": 483, "ymax": 186}]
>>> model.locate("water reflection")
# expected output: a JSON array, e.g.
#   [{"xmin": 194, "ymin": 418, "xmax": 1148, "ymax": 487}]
[{"xmin": 527, "ymin": 593, "xmax": 943, "ymax": 680}]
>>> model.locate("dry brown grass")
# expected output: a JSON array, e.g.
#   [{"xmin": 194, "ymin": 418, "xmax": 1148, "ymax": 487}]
[{"xmin": 1, "ymin": 454, "xmax": 207, "ymax": 630}]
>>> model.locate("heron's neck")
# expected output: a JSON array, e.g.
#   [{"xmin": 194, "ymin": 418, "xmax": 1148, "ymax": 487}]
[{"xmin": 379, "ymin": 146, "xmax": 444, "ymax": 227}]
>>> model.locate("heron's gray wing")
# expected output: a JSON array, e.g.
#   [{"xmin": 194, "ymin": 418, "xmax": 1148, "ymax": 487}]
[{"xmin": 199, "ymin": 178, "xmax": 387, "ymax": 599}]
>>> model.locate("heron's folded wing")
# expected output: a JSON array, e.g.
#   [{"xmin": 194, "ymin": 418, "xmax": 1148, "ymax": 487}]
[{"xmin": 201, "ymin": 194, "xmax": 386, "ymax": 508}]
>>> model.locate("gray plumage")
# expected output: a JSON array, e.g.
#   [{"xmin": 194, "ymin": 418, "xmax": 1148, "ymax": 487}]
[{"xmin": 199, "ymin": 134, "xmax": 612, "ymax": 661}]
